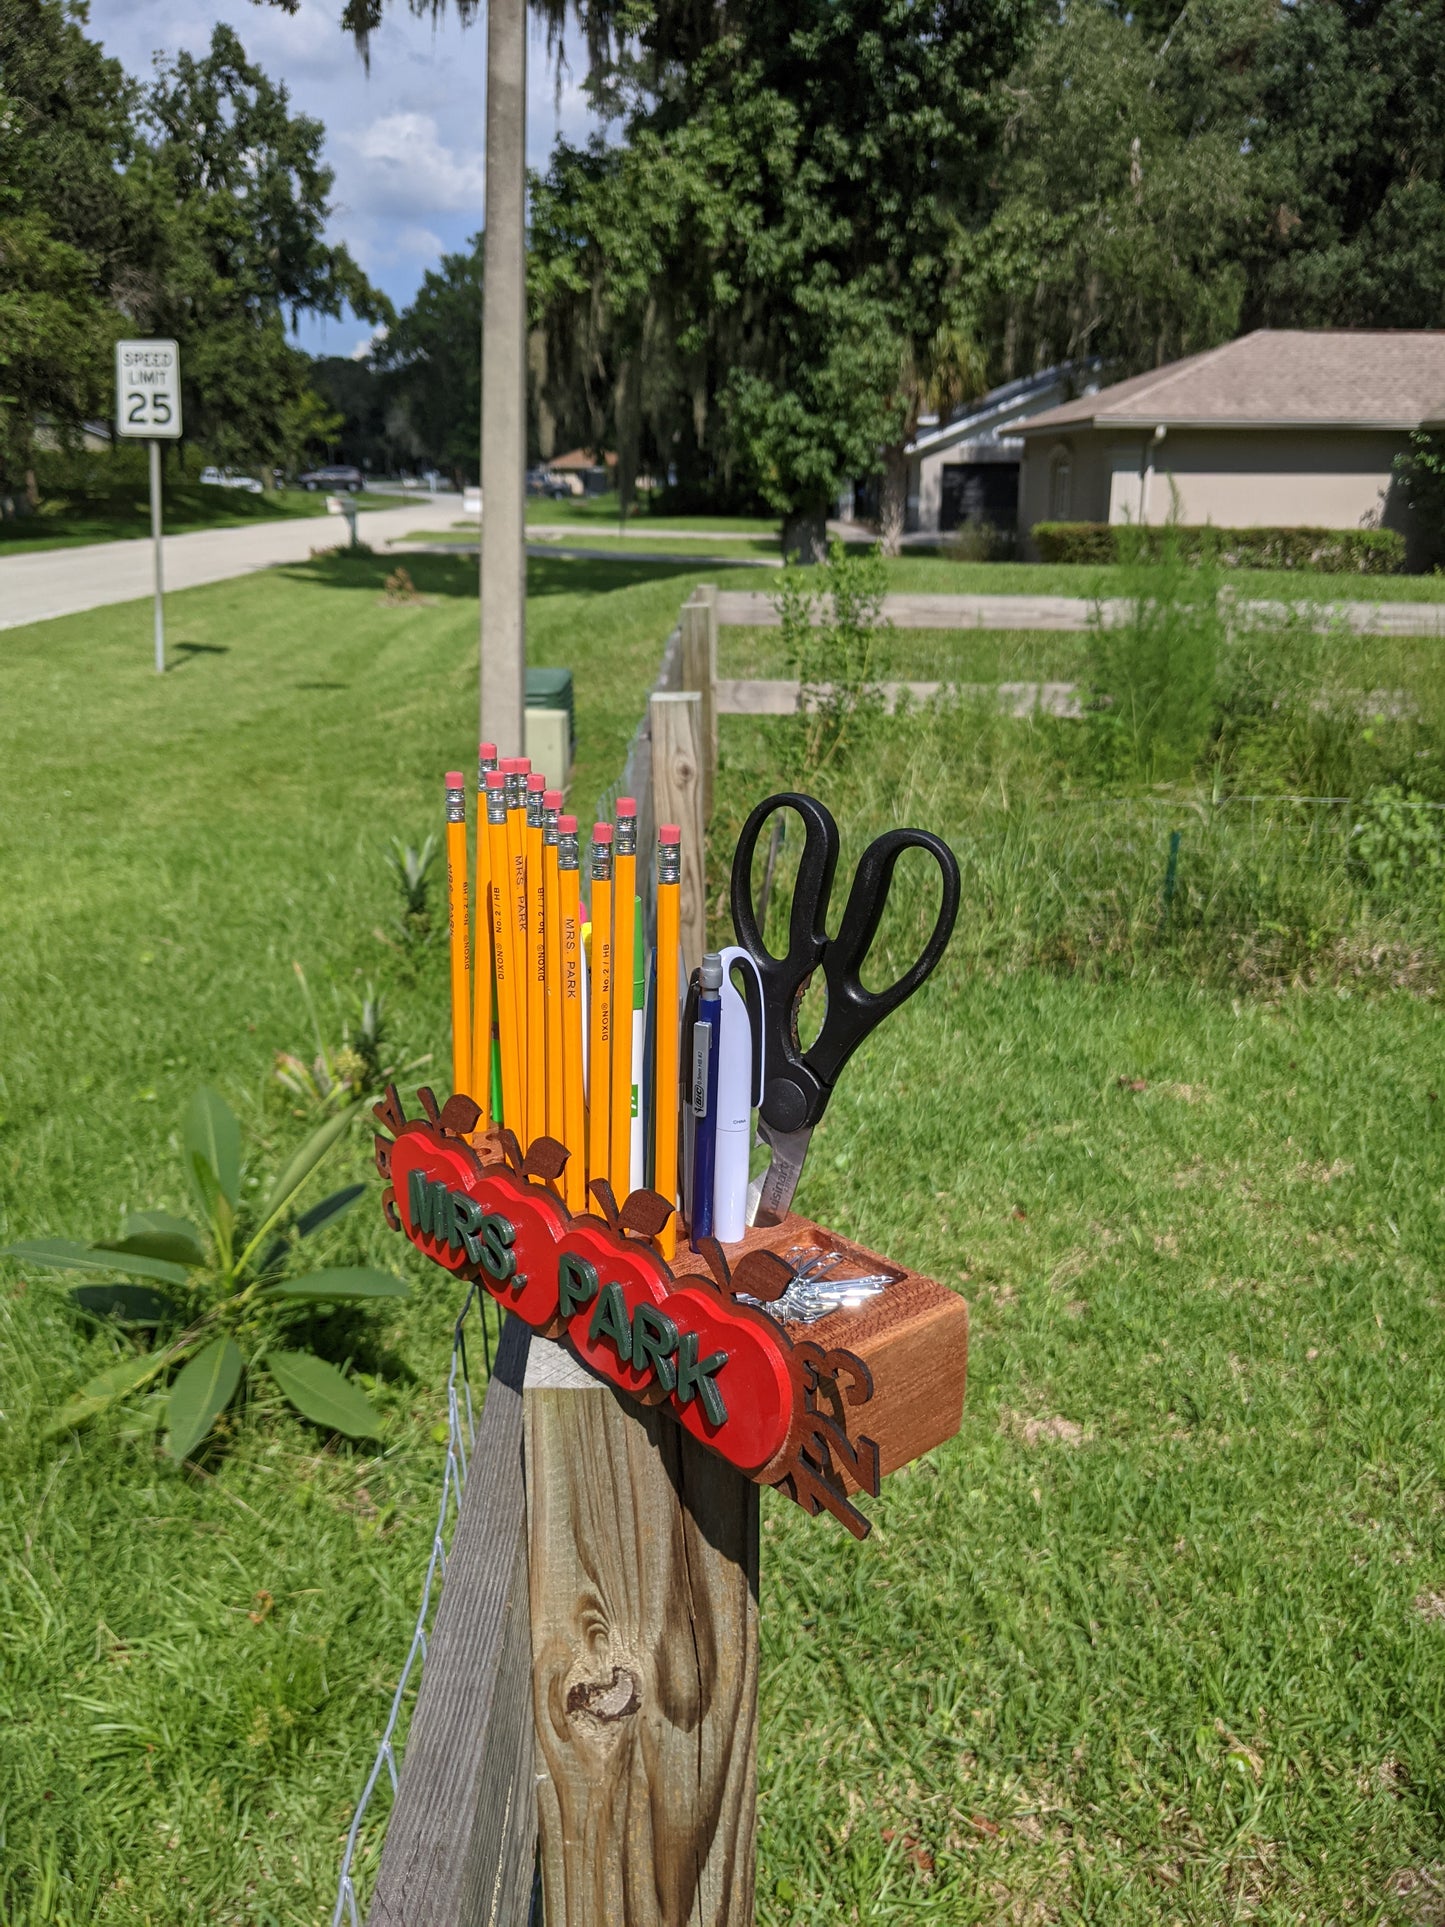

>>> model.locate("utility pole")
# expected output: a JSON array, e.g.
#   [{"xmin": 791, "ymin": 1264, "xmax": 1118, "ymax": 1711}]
[{"xmin": 479, "ymin": 0, "xmax": 527, "ymax": 757}]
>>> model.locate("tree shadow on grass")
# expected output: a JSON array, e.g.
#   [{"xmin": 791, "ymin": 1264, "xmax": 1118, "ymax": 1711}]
[{"xmin": 278, "ymin": 548, "xmax": 726, "ymax": 603}]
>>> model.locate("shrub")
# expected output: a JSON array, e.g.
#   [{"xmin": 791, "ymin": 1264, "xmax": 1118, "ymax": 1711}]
[
  {"xmin": 1033, "ymin": 522, "xmax": 1406, "ymax": 574},
  {"xmin": 774, "ymin": 537, "xmax": 888, "ymax": 771},
  {"xmin": 1084, "ymin": 528, "xmax": 1223, "ymax": 783}
]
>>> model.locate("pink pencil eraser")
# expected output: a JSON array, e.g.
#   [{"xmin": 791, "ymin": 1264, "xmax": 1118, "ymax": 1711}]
[
  {"xmin": 485, "ymin": 770, "xmax": 505, "ymax": 789},
  {"xmin": 593, "ymin": 822, "xmax": 613, "ymax": 843},
  {"xmin": 478, "ymin": 741, "xmax": 497, "ymax": 759},
  {"xmin": 445, "ymin": 770, "xmax": 465, "ymax": 788},
  {"xmin": 617, "ymin": 795, "xmax": 637, "ymax": 816},
  {"xmin": 527, "ymin": 771, "xmax": 545, "ymax": 791},
  {"xmin": 558, "ymin": 814, "xmax": 578, "ymax": 833},
  {"xmin": 518, "ymin": 756, "xmax": 532, "ymax": 773},
  {"xmin": 659, "ymin": 824, "xmax": 681, "ymax": 843},
  {"xmin": 500, "ymin": 756, "xmax": 521, "ymax": 773},
  {"xmin": 544, "ymin": 788, "xmax": 563, "ymax": 809}
]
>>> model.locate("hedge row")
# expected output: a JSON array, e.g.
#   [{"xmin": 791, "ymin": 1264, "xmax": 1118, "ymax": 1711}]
[{"xmin": 1031, "ymin": 522, "xmax": 1406, "ymax": 574}]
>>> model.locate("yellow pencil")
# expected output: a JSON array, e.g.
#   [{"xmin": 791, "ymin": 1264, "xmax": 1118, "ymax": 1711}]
[
  {"xmin": 504, "ymin": 757, "xmax": 530, "ymax": 1129},
  {"xmin": 558, "ymin": 815, "xmax": 586, "ymax": 1212},
  {"xmin": 526, "ymin": 773, "xmax": 547, "ymax": 1149},
  {"xmin": 444, "ymin": 771, "xmax": 471, "ymax": 1099},
  {"xmin": 587, "ymin": 822, "xmax": 613, "ymax": 1193},
  {"xmin": 654, "ymin": 824, "xmax": 682, "ymax": 1260},
  {"xmin": 610, "ymin": 798, "xmax": 637, "ymax": 1201},
  {"xmin": 485, "ymin": 773, "xmax": 524, "ymax": 1136},
  {"xmin": 543, "ymin": 789, "xmax": 564, "ymax": 1146},
  {"xmin": 470, "ymin": 741, "xmax": 498, "ymax": 1126}
]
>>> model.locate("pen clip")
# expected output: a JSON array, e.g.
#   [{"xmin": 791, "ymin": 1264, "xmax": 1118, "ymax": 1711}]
[{"xmin": 719, "ymin": 944, "xmax": 766, "ymax": 1110}]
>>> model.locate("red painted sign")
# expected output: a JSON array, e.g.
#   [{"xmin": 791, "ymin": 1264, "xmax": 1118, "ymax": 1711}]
[{"xmin": 373, "ymin": 1086, "xmax": 881, "ymax": 1535}]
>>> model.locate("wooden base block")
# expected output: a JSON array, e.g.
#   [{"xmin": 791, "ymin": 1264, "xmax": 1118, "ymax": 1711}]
[
  {"xmin": 668, "ymin": 1215, "xmax": 969, "ymax": 1489},
  {"xmin": 525, "ymin": 1341, "xmax": 759, "ymax": 1927}
]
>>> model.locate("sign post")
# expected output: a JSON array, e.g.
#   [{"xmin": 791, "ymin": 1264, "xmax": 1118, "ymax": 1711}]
[{"xmin": 115, "ymin": 339, "xmax": 182, "ymax": 674}]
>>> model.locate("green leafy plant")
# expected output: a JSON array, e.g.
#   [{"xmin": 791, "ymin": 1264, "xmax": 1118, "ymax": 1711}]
[
  {"xmin": 383, "ymin": 831, "xmax": 439, "ymax": 944},
  {"xmin": 1, "ymin": 1088, "xmax": 404, "ymax": 1460},
  {"xmin": 273, "ymin": 962, "xmax": 399, "ymax": 1113},
  {"xmin": 1349, "ymin": 785, "xmax": 1445, "ymax": 897},
  {"xmin": 774, "ymin": 537, "xmax": 888, "ymax": 772}
]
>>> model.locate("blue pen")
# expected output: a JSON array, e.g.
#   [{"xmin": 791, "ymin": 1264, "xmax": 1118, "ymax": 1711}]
[{"xmin": 689, "ymin": 952, "xmax": 723, "ymax": 1249}]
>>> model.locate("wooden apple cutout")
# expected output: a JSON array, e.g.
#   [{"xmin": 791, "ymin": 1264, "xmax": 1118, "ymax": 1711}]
[
  {"xmin": 471, "ymin": 1133, "xmax": 571, "ymax": 1333},
  {"xmin": 662, "ymin": 1286, "xmax": 794, "ymax": 1474},
  {"xmin": 559, "ymin": 1181, "xmax": 677, "ymax": 1401},
  {"xmin": 387, "ymin": 1129, "xmax": 486, "ymax": 1278}
]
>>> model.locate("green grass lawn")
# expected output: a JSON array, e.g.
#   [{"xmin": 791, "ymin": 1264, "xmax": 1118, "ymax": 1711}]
[
  {"xmin": 3, "ymin": 549, "xmax": 1444, "ymax": 1921},
  {"xmin": 393, "ymin": 526, "xmax": 780, "ymax": 561},
  {"xmin": 0, "ymin": 486, "xmax": 410, "ymax": 556},
  {"xmin": 524, "ymin": 489, "xmax": 781, "ymax": 533},
  {"xmin": 874, "ymin": 556, "xmax": 1445, "ymax": 603}
]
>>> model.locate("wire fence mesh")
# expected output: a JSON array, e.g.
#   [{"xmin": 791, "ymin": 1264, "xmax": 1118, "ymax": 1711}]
[{"xmin": 330, "ymin": 1285, "xmax": 498, "ymax": 1927}]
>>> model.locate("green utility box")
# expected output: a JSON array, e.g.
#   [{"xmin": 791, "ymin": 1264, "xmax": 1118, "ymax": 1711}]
[
  {"xmin": 525, "ymin": 667, "xmax": 575, "ymax": 754},
  {"xmin": 525, "ymin": 666, "xmax": 575, "ymax": 794}
]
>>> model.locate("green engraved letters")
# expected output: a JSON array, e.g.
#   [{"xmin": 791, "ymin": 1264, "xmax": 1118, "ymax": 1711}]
[
  {"xmin": 408, "ymin": 1172, "xmax": 516, "ymax": 1285},
  {"xmin": 675, "ymin": 1330, "xmax": 729, "ymax": 1426},
  {"xmin": 558, "ymin": 1252, "xmax": 599, "ymax": 1319},
  {"xmin": 632, "ymin": 1303, "xmax": 679, "ymax": 1392}
]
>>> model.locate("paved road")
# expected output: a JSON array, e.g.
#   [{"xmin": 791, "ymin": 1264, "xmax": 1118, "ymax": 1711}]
[
  {"xmin": 0, "ymin": 500, "xmax": 453, "ymax": 631},
  {"xmin": 716, "ymin": 588, "xmax": 1445, "ymax": 636}
]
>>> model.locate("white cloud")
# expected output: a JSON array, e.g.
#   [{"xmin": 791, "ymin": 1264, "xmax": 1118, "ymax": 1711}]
[
  {"xmin": 342, "ymin": 112, "xmax": 486, "ymax": 219},
  {"xmin": 85, "ymin": 0, "xmax": 606, "ymax": 326}
]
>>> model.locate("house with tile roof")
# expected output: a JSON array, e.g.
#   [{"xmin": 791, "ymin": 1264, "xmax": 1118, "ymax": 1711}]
[{"xmin": 1015, "ymin": 330, "xmax": 1445, "ymax": 561}]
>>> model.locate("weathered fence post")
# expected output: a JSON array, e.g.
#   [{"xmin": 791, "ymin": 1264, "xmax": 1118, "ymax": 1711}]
[
  {"xmin": 679, "ymin": 592, "xmax": 718, "ymax": 819},
  {"xmin": 524, "ymin": 1338, "xmax": 759, "ymax": 1926},
  {"xmin": 367, "ymin": 1314, "xmax": 537, "ymax": 1927},
  {"xmin": 649, "ymin": 690, "xmax": 708, "ymax": 973}
]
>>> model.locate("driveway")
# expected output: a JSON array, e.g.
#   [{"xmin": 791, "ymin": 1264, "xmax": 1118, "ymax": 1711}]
[{"xmin": 0, "ymin": 499, "xmax": 456, "ymax": 631}]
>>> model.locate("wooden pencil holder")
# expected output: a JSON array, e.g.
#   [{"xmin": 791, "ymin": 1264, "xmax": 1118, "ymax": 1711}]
[{"xmin": 374, "ymin": 1085, "xmax": 968, "ymax": 1538}]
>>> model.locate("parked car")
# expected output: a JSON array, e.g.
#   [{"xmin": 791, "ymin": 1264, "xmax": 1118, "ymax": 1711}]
[
  {"xmin": 298, "ymin": 464, "xmax": 364, "ymax": 493},
  {"xmin": 199, "ymin": 465, "xmax": 264, "ymax": 494}
]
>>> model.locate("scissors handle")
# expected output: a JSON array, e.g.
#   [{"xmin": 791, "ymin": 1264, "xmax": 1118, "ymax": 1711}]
[
  {"xmin": 730, "ymin": 793, "xmax": 839, "ymax": 1133},
  {"xmin": 808, "ymin": 827, "xmax": 961, "ymax": 1092}
]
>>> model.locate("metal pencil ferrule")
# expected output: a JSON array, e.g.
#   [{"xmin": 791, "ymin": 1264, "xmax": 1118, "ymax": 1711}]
[
  {"xmin": 657, "ymin": 838, "xmax": 681, "ymax": 886},
  {"xmin": 445, "ymin": 788, "xmax": 466, "ymax": 824},
  {"xmin": 615, "ymin": 814, "xmax": 637, "ymax": 857},
  {"xmin": 527, "ymin": 792, "xmax": 545, "ymax": 830},
  {"xmin": 505, "ymin": 771, "xmax": 523, "ymax": 812},
  {"xmin": 590, "ymin": 841, "xmax": 613, "ymax": 883},
  {"xmin": 544, "ymin": 808, "xmax": 561, "ymax": 846},
  {"xmin": 486, "ymin": 788, "xmax": 508, "ymax": 827},
  {"xmin": 478, "ymin": 751, "xmax": 498, "ymax": 780},
  {"xmin": 559, "ymin": 831, "xmax": 580, "ymax": 870}
]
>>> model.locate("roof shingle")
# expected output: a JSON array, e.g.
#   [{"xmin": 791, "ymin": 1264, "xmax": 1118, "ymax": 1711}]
[{"xmin": 1018, "ymin": 330, "xmax": 1445, "ymax": 433}]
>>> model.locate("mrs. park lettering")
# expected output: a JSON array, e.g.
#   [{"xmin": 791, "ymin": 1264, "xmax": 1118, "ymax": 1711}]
[
  {"xmin": 558, "ymin": 1254, "xmax": 730, "ymax": 1423},
  {"xmin": 408, "ymin": 1171, "xmax": 519, "ymax": 1285}
]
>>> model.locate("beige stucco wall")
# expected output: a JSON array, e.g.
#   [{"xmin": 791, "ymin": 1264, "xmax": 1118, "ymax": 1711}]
[{"xmin": 1019, "ymin": 425, "xmax": 1412, "ymax": 555}]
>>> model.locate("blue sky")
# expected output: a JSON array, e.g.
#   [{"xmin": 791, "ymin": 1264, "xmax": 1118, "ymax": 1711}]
[{"xmin": 86, "ymin": 0, "xmax": 600, "ymax": 357}]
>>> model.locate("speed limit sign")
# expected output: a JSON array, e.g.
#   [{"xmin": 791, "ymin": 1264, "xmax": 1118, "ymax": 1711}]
[{"xmin": 115, "ymin": 339, "xmax": 182, "ymax": 439}]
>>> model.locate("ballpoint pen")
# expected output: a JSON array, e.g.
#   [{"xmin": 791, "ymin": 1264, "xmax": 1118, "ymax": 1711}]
[
  {"xmin": 689, "ymin": 952, "xmax": 723, "ymax": 1249},
  {"xmin": 654, "ymin": 825, "xmax": 681, "ymax": 1258}
]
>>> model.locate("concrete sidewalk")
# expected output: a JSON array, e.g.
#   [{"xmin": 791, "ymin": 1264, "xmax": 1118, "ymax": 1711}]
[
  {"xmin": 716, "ymin": 588, "xmax": 1445, "ymax": 636},
  {"xmin": 0, "ymin": 500, "xmax": 451, "ymax": 631}
]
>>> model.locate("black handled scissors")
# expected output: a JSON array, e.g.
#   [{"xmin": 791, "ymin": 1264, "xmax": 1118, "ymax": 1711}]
[{"xmin": 730, "ymin": 792, "xmax": 961, "ymax": 1226}]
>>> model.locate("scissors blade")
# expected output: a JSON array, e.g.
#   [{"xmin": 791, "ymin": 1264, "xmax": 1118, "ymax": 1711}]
[{"xmin": 747, "ymin": 1120, "xmax": 814, "ymax": 1228}]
